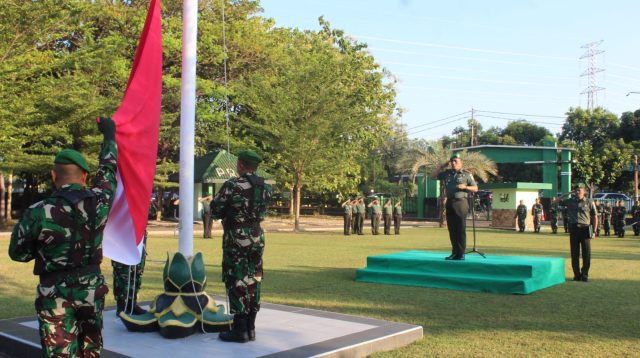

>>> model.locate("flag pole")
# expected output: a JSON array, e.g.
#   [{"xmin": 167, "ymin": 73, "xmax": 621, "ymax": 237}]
[{"xmin": 178, "ymin": 0, "xmax": 198, "ymax": 256}]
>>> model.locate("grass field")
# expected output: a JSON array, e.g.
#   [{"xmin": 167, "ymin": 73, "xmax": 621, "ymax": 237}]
[{"xmin": 1, "ymin": 226, "xmax": 639, "ymax": 357}]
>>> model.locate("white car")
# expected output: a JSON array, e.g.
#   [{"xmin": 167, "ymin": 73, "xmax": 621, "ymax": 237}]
[{"xmin": 593, "ymin": 193, "xmax": 631, "ymax": 201}]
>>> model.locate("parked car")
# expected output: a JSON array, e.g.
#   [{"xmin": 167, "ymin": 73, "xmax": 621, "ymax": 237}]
[{"xmin": 593, "ymin": 193, "xmax": 631, "ymax": 201}]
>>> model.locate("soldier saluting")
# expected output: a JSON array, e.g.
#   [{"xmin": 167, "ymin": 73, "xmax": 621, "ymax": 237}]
[
  {"xmin": 211, "ymin": 150, "xmax": 272, "ymax": 343},
  {"xmin": 9, "ymin": 117, "xmax": 117, "ymax": 357}
]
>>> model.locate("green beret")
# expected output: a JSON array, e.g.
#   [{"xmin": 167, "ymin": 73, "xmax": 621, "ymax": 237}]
[
  {"xmin": 237, "ymin": 150, "xmax": 262, "ymax": 165},
  {"xmin": 54, "ymin": 149, "xmax": 90, "ymax": 173},
  {"xmin": 573, "ymin": 183, "xmax": 586, "ymax": 189},
  {"xmin": 450, "ymin": 152, "xmax": 461, "ymax": 160}
]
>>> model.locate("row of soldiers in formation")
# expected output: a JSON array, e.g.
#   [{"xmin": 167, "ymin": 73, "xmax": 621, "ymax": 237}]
[
  {"xmin": 341, "ymin": 197, "xmax": 403, "ymax": 236},
  {"xmin": 515, "ymin": 197, "xmax": 640, "ymax": 238}
]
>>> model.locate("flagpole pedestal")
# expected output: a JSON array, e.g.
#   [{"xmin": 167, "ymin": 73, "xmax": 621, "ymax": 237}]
[{"xmin": 119, "ymin": 252, "xmax": 232, "ymax": 338}]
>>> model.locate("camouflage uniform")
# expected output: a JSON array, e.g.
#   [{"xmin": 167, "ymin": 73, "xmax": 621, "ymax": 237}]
[
  {"xmin": 9, "ymin": 138, "xmax": 117, "ymax": 357},
  {"xmin": 515, "ymin": 204, "xmax": 527, "ymax": 232},
  {"xmin": 211, "ymin": 172, "xmax": 272, "ymax": 315},
  {"xmin": 594, "ymin": 202, "xmax": 603, "ymax": 236},
  {"xmin": 602, "ymin": 204, "xmax": 612, "ymax": 236},
  {"xmin": 111, "ymin": 233, "xmax": 147, "ymax": 314},
  {"xmin": 532, "ymin": 202, "xmax": 543, "ymax": 233},
  {"xmin": 549, "ymin": 201, "xmax": 559, "ymax": 233}
]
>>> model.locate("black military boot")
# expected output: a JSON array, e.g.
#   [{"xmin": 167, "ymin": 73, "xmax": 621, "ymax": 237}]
[
  {"xmin": 247, "ymin": 311, "xmax": 257, "ymax": 341},
  {"xmin": 219, "ymin": 314, "xmax": 249, "ymax": 343},
  {"xmin": 116, "ymin": 300, "xmax": 126, "ymax": 315},
  {"xmin": 117, "ymin": 299, "xmax": 147, "ymax": 316}
]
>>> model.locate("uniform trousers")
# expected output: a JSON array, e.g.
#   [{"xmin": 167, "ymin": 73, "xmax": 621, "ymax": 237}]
[{"xmin": 446, "ymin": 198, "xmax": 468, "ymax": 258}]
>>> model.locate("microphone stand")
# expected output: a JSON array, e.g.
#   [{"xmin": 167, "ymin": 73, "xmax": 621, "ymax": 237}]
[{"xmin": 466, "ymin": 192, "xmax": 486, "ymax": 258}]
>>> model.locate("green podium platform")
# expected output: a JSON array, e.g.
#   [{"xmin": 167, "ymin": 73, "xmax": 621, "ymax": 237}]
[{"xmin": 356, "ymin": 251, "xmax": 565, "ymax": 295}]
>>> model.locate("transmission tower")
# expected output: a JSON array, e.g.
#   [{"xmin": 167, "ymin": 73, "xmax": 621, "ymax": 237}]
[{"xmin": 580, "ymin": 40, "xmax": 605, "ymax": 110}]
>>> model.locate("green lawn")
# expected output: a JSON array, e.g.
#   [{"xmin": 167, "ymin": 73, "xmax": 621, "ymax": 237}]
[{"xmin": 2, "ymin": 227, "xmax": 639, "ymax": 357}]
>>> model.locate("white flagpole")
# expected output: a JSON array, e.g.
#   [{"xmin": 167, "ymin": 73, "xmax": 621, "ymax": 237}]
[{"xmin": 178, "ymin": 0, "xmax": 198, "ymax": 256}]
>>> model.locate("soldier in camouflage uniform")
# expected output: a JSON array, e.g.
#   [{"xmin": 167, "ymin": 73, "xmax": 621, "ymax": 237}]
[
  {"xmin": 614, "ymin": 200, "xmax": 627, "ymax": 238},
  {"xmin": 602, "ymin": 201, "xmax": 612, "ymax": 236},
  {"xmin": 532, "ymin": 198, "xmax": 543, "ymax": 233},
  {"xmin": 549, "ymin": 197, "xmax": 559, "ymax": 234},
  {"xmin": 514, "ymin": 200, "xmax": 527, "ymax": 232},
  {"xmin": 111, "ymin": 232, "xmax": 147, "ymax": 316},
  {"xmin": 211, "ymin": 150, "xmax": 272, "ymax": 343},
  {"xmin": 9, "ymin": 118, "xmax": 117, "ymax": 357}
]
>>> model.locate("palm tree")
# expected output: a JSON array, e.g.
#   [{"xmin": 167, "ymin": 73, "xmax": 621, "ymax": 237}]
[{"xmin": 411, "ymin": 144, "xmax": 498, "ymax": 227}]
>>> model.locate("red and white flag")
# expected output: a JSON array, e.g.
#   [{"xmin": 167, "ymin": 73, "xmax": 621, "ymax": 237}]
[{"xmin": 104, "ymin": 0, "xmax": 162, "ymax": 265}]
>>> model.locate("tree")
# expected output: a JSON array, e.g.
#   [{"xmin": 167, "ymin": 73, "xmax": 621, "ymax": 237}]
[
  {"xmin": 560, "ymin": 107, "xmax": 632, "ymax": 192},
  {"xmin": 234, "ymin": 21, "xmax": 397, "ymax": 230},
  {"xmin": 411, "ymin": 143, "xmax": 497, "ymax": 226}
]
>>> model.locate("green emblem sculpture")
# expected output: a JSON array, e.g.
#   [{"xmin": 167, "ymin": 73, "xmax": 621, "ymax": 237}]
[{"xmin": 119, "ymin": 252, "xmax": 233, "ymax": 338}]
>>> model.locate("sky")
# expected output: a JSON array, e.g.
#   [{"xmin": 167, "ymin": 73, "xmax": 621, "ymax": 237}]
[{"xmin": 259, "ymin": 0, "xmax": 640, "ymax": 141}]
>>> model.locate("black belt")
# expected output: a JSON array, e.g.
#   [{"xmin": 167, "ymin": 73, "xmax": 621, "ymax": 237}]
[
  {"xmin": 39, "ymin": 264, "xmax": 101, "ymax": 286},
  {"xmin": 225, "ymin": 220, "xmax": 261, "ymax": 230},
  {"xmin": 571, "ymin": 223, "xmax": 590, "ymax": 228}
]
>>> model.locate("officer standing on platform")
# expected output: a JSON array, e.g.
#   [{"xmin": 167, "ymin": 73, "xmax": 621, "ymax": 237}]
[
  {"xmin": 432, "ymin": 153, "xmax": 478, "ymax": 260},
  {"xmin": 532, "ymin": 198, "xmax": 543, "ymax": 233},
  {"xmin": 211, "ymin": 150, "xmax": 272, "ymax": 343},
  {"xmin": 9, "ymin": 117, "xmax": 117, "ymax": 357},
  {"xmin": 549, "ymin": 197, "xmax": 559, "ymax": 233},
  {"xmin": 602, "ymin": 201, "xmax": 612, "ymax": 236},
  {"xmin": 515, "ymin": 200, "xmax": 527, "ymax": 232},
  {"xmin": 565, "ymin": 183, "xmax": 598, "ymax": 282}
]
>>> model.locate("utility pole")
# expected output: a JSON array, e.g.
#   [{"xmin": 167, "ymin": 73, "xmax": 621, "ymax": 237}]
[
  {"xmin": 580, "ymin": 40, "xmax": 605, "ymax": 110},
  {"xmin": 635, "ymin": 154, "xmax": 638, "ymax": 202}
]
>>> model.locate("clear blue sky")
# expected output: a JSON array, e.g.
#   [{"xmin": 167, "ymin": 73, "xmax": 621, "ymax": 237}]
[{"xmin": 259, "ymin": 0, "xmax": 640, "ymax": 140}]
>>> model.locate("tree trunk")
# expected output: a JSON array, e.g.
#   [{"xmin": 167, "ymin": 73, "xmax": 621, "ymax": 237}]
[
  {"xmin": 0, "ymin": 172, "xmax": 4, "ymax": 224},
  {"xmin": 6, "ymin": 173, "xmax": 12, "ymax": 220},
  {"xmin": 288, "ymin": 187, "xmax": 294, "ymax": 217},
  {"xmin": 157, "ymin": 187, "xmax": 164, "ymax": 221},
  {"xmin": 293, "ymin": 184, "xmax": 301, "ymax": 231}
]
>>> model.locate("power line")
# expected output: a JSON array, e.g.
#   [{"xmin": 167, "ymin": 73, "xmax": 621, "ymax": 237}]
[
  {"xmin": 356, "ymin": 35, "xmax": 577, "ymax": 61},
  {"xmin": 398, "ymin": 84, "xmax": 575, "ymax": 100},
  {"xmin": 475, "ymin": 110, "xmax": 565, "ymax": 119},
  {"xmin": 474, "ymin": 114, "xmax": 564, "ymax": 127},
  {"xmin": 407, "ymin": 110, "xmax": 471, "ymax": 130},
  {"xmin": 409, "ymin": 116, "xmax": 471, "ymax": 135},
  {"xmin": 393, "ymin": 71, "xmax": 574, "ymax": 88}
]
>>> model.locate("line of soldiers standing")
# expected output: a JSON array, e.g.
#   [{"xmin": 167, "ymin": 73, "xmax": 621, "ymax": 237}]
[
  {"xmin": 515, "ymin": 196, "xmax": 640, "ymax": 237},
  {"xmin": 342, "ymin": 197, "xmax": 403, "ymax": 236}
]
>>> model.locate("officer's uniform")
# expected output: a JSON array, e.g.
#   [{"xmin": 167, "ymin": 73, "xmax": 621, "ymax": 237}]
[
  {"xmin": 549, "ymin": 201, "xmax": 559, "ymax": 233},
  {"xmin": 594, "ymin": 203, "xmax": 603, "ymax": 236},
  {"xmin": 602, "ymin": 205, "xmax": 612, "ymax": 236},
  {"xmin": 393, "ymin": 203, "xmax": 403, "ymax": 235},
  {"xmin": 515, "ymin": 204, "xmax": 527, "ymax": 232},
  {"xmin": 383, "ymin": 202, "xmax": 393, "ymax": 235},
  {"xmin": 565, "ymin": 187, "xmax": 597, "ymax": 281},
  {"xmin": 532, "ymin": 202, "xmax": 543, "ymax": 233},
  {"xmin": 202, "ymin": 196, "xmax": 213, "ymax": 238},
  {"xmin": 631, "ymin": 203, "xmax": 640, "ymax": 236},
  {"xmin": 437, "ymin": 165, "xmax": 476, "ymax": 259},
  {"xmin": 370, "ymin": 202, "xmax": 382, "ymax": 235},
  {"xmin": 342, "ymin": 201, "xmax": 352, "ymax": 236},
  {"xmin": 211, "ymin": 150, "xmax": 272, "ymax": 342},
  {"xmin": 9, "ymin": 119, "xmax": 117, "ymax": 357},
  {"xmin": 614, "ymin": 205, "xmax": 627, "ymax": 238},
  {"xmin": 356, "ymin": 201, "xmax": 366, "ymax": 235}
]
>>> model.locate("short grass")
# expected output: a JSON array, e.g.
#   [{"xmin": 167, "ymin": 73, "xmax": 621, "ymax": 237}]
[{"xmin": 1, "ymin": 227, "xmax": 639, "ymax": 357}]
